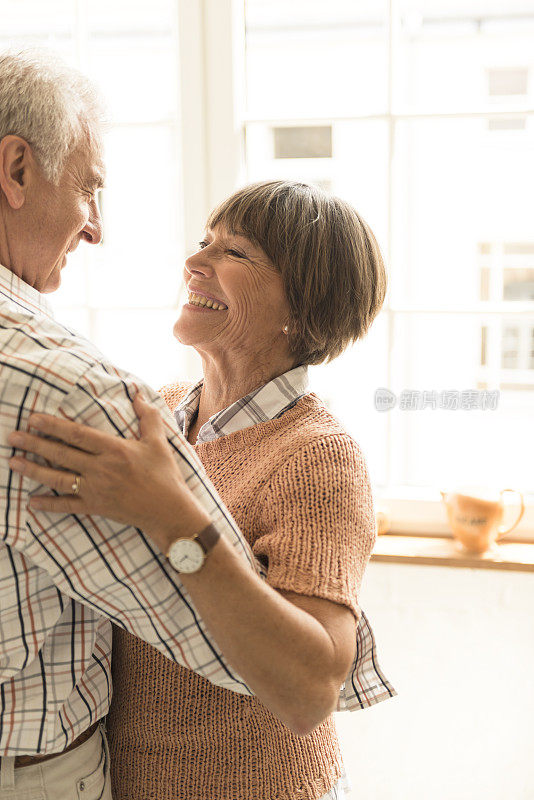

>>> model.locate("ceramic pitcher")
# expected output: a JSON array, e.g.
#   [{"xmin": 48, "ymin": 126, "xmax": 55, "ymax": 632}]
[{"xmin": 440, "ymin": 489, "xmax": 525, "ymax": 554}]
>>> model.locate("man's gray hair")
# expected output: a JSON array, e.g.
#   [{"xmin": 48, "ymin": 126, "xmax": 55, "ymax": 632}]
[{"xmin": 0, "ymin": 49, "xmax": 106, "ymax": 184}]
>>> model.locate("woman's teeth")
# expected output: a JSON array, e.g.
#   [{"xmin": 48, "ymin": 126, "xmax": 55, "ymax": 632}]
[{"xmin": 188, "ymin": 292, "xmax": 227, "ymax": 310}]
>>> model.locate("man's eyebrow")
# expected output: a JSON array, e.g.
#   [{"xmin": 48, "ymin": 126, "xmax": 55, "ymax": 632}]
[{"xmin": 87, "ymin": 171, "xmax": 106, "ymax": 190}]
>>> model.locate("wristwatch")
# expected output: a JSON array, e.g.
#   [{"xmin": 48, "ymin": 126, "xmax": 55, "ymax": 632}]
[{"xmin": 166, "ymin": 523, "xmax": 220, "ymax": 574}]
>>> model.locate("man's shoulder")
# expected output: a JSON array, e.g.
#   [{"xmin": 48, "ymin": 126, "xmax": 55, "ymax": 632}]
[
  {"xmin": 1, "ymin": 301, "xmax": 104, "ymax": 383},
  {"xmin": 0, "ymin": 301, "xmax": 159, "ymax": 415}
]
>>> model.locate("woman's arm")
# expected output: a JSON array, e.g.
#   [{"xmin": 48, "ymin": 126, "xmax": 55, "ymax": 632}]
[
  {"xmin": 171, "ymin": 533, "xmax": 357, "ymax": 735},
  {"xmin": 8, "ymin": 395, "xmax": 359, "ymax": 734}
]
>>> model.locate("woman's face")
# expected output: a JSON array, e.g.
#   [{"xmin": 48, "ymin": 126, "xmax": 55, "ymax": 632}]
[{"xmin": 174, "ymin": 225, "xmax": 291, "ymax": 365}]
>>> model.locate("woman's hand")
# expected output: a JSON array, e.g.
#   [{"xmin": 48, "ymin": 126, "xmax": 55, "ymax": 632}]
[{"xmin": 8, "ymin": 394, "xmax": 210, "ymax": 552}]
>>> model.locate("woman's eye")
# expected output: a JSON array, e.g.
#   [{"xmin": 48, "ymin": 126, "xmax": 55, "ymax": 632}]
[
  {"xmin": 198, "ymin": 240, "xmax": 208, "ymax": 249},
  {"xmin": 228, "ymin": 249, "xmax": 245, "ymax": 259}
]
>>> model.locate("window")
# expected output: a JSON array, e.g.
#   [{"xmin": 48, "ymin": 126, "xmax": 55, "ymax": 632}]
[
  {"xmin": 240, "ymin": 0, "xmax": 534, "ymax": 533},
  {"xmin": 4, "ymin": 1, "xmax": 532, "ymax": 536},
  {"xmin": 1, "ymin": 0, "xmax": 187, "ymax": 389},
  {"xmin": 478, "ymin": 242, "xmax": 534, "ymax": 388}
]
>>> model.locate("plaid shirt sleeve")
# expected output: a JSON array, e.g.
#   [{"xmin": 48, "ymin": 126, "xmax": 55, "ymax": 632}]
[{"xmin": 9, "ymin": 362, "xmax": 256, "ymax": 696}]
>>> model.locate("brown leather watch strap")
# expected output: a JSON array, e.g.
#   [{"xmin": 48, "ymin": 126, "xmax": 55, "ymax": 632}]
[{"xmin": 195, "ymin": 522, "xmax": 221, "ymax": 556}]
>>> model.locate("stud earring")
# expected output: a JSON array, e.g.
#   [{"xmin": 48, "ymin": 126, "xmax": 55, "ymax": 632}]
[{"xmin": 282, "ymin": 324, "xmax": 289, "ymax": 334}]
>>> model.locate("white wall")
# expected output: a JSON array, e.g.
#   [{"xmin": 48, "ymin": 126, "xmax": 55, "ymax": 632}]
[{"xmin": 335, "ymin": 562, "xmax": 534, "ymax": 800}]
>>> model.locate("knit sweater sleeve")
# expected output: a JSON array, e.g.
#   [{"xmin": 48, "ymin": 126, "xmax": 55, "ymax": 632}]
[{"xmin": 253, "ymin": 434, "xmax": 376, "ymax": 622}]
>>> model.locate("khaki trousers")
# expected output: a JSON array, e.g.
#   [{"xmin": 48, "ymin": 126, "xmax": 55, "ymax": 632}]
[{"xmin": 0, "ymin": 722, "xmax": 112, "ymax": 800}]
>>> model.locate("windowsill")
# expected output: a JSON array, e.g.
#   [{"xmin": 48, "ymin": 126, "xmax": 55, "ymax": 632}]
[
  {"xmin": 371, "ymin": 533, "xmax": 534, "ymax": 573},
  {"xmin": 374, "ymin": 487, "xmax": 534, "ymax": 542}
]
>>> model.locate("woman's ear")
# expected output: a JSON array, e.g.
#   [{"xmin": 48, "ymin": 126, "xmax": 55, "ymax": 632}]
[{"xmin": 0, "ymin": 135, "xmax": 33, "ymax": 210}]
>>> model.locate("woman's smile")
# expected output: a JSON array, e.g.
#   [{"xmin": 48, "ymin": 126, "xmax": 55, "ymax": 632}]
[
  {"xmin": 183, "ymin": 301, "xmax": 227, "ymax": 313},
  {"xmin": 186, "ymin": 290, "xmax": 228, "ymax": 311}
]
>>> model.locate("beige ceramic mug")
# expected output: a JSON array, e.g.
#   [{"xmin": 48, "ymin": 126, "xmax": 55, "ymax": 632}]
[{"xmin": 440, "ymin": 489, "xmax": 525, "ymax": 554}]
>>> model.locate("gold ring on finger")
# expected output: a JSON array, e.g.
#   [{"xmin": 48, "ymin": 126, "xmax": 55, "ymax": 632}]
[{"xmin": 71, "ymin": 475, "xmax": 82, "ymax": 496}]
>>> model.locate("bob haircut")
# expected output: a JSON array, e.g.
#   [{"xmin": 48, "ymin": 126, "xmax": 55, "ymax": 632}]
[{"xmin": 207, "ymin": 180, "xmax": 388, "ymax": 366}]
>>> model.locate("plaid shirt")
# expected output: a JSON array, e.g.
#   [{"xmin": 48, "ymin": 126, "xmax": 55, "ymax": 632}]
[
  {"xmin": 175, "ymin": 371, "xmax": 397, "ymax": 716},
  {"xmin": 0, "ymin": 264, "xmax": 259, "ymax": 756}
]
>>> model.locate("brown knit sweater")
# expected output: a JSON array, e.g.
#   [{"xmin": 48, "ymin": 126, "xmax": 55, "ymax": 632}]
[{"xmin": 107, "ymin": 384, "xmax": 377, "ymax": 800}]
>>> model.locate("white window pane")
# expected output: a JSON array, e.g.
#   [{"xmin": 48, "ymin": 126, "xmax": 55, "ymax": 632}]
[
  {"xmin": 309, "ymin": 313, "xmax": 389, "ymax": 486},
  {"xmin": 329, "ymin": 121, "xmax": 389, "ymax": 249},
  {"xmin": 389, "ymin": 313, "xmax": 534, "ymax": 489},
  {"xmin": 102, "ymin": 126, "xmax": 180, "ymax": 251},
  {"xmin": 245, "ymin": 0, "xmax": 388, "ymax": 117},
  {"xmin": 0, "ymin": 0, "xmax": 74, "ymax": 38},
  {"xmin": 88, "ymin": 0, "xmax": 176, "ymax": 33},
  {"xmin": 85, "ymin": 125, "xmax": 182, "ymax": 308},
  {"xmin": 395, "ymin": 0, "xmax": 534, "ymax": 112},
  {"xmin": 88, "ymin": 40, "xmax": 178, "ymax": 123},
  {"xmin": 50, "ymin": 249, "xmax": 90, "ymax": 310},
  {"xmin": 392, "ymin": 117, "xmax": 534, "ymax": 306},
  {"xmin": 87, "ymin": 247, "xmax": 183, "ymax": 310},
  {"xmin": 91, "ymin": 308, "xmax": 188, "ymax": 390}
]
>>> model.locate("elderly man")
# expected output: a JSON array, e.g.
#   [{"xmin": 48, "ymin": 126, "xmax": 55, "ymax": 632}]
[{"xmin": 0, "ymin": 49, "xmax": 257, "ymax": 799}]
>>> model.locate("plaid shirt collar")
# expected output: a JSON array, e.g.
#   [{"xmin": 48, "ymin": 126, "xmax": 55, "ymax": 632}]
[
  {"xmin": 0, "ymin": 262, "xmax": 55, "ymax": 320},
  {"xmin": 175, "ymin": 365, "xmax": 309, "ymax": 442}
]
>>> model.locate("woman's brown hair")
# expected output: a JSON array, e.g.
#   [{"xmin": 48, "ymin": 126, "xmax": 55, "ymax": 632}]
[{"xmin": 207, "ymin": 180, "xmax": 387, "ymax": 366}]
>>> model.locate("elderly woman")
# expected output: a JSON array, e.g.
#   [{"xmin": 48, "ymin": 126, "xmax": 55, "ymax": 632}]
[{"xmin": 9, "ymin": 180, "xmax": 395, "ymax": 800}]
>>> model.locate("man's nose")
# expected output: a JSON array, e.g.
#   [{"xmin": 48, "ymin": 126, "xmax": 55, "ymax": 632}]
[{"xmin": 83, "ymin": 198, "xmax": 103, "ymax": 245}]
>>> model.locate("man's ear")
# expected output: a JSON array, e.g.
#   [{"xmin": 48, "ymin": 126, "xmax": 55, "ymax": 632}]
[{"xmin": 0, "ymin": 135, "xmax": 34, "ymax": 210}]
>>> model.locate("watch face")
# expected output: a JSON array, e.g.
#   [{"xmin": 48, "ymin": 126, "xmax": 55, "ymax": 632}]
[{"xmin": 168, "ymin": 538, "xmax": 205, "ymax": 574}]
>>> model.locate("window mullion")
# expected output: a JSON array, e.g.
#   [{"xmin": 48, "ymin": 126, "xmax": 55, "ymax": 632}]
[{"xmin": 385, "ymin": 0, "xmax": 399, "ymax": 490}]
